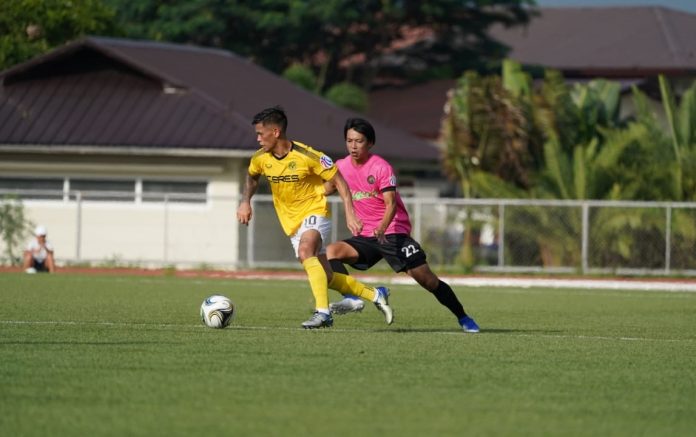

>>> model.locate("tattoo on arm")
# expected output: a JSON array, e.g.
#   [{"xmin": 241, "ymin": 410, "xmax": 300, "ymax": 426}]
[{"xmin": 242, "ymin": 173, "xmax": 260, "ymax": 202}]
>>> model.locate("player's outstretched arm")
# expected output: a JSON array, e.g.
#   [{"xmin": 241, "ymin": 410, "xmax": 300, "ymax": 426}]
[
  {"xmin": 237, "ymin": 173, "xmax": 260, "ymax": 225},
  {"xmin": 331, "ymin": 171, "xmax": 362, "ymax": 235},
  {"xmin": 324, "ymin": 180, "xmax": 337, "ymax": 196},
  {"xmin": 373, "ymin": 190, "xmax": 397, "ymax": 243}
]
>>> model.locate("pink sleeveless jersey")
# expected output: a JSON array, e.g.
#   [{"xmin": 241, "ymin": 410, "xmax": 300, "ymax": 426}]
[{"xmin": 336, "ymin": 154, "xmax": 412, "ymax": 237}]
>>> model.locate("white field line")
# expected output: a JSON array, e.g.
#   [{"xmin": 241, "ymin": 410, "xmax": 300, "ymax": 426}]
[
  {"xmin": 15, "ymin": 271, "xmax": 696, "ymax": 292},
  {"xmin": 438, "ymin": 277, "xmax": 696, "ymax": 292},
  {"xmin": 0, "ymin": 319, "xmax": 691, "ymax": 343},
  {"xmin": 226, "ymin": 274, "xmax": 696, "ymax": 292}
]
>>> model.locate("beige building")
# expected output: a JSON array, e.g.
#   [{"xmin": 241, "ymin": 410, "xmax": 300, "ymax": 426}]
[{"xmin": 0, "ymin": 37, "xmax": 440, "ymax": 268}]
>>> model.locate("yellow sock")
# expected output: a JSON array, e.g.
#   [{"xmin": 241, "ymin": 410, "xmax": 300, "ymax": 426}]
[
  {"xmin": 329, "ymin": 272, "xmax": 376, "ymax": 301},
  {"xmin": 302, "ymin": 257, "xmax": 329, "ymax": 310}
]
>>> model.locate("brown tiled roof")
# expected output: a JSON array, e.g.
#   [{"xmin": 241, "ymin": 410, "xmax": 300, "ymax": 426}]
[
  {"xmin": 0, "ymin": 37, "xmax": 439, "ymax": 161},
  {"xmin": 369, "ymin": 6, "xmax": 696, "ymax": 140},
  {"xmin": 368, "ymin": 79, "xmax": 455, "ymax": 141},
  {"xmin": 490, "ymin": 6, "xmax": 696, "ymax": 75}
]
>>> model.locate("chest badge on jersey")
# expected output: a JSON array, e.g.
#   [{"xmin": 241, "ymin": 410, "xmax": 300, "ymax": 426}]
[
  {"xmin": 367, "ymin": 175, "xmax": 375, "ymax": 184},
  {"xmin": 288, "ymin": 161, "xmax": 297, "ymax": 170},
  {"xmin": 265, "ymin": 163, "xmax": 272, "ymax": 169}
]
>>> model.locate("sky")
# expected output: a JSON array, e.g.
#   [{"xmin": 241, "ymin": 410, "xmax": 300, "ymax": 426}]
[{"xmin": 536, "ymin": 0, "xmax": 696, "ymax": 13}]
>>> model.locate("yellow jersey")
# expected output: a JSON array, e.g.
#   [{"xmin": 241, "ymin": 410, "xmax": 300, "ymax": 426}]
[{"xmin": 248, "ymin": 141, "xmax": 338, "ymax": 235}]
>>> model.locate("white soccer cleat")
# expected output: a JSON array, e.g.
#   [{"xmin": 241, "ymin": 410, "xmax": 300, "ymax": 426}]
[
  {"xmin": 329, "ymin": 296, "xmax": 365, "ymax": 315},
  {"xmin": 373, "ymin": 286, "xmax": 394, "ymax": 325},
  {"xmin": 302, "ymin": 311, "xmax": 334, "ymax": 329}
]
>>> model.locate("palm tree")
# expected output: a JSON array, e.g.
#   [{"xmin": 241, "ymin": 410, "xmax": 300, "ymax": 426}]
[
  {"xmin": 440, "ymin": 60, "xmax": 538, "ymax": 267},
  {"xmin": 441, "ymin": 62, "xmax": 696, "ymax": 271},
  {"xmin": 442, "ymin": 61, "xmax": 693, "ymax": 269},
  {"xmin": 442, "ymin": 61, "xmax": 628, "ymax": 268},
  {"xmin": 658, "ymin": 76, "xmax": 696, "ymax": 201}
]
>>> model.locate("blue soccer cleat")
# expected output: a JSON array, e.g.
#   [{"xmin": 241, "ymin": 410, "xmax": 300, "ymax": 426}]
[{"xmin": 459, "ymin": 316, "xmax": 480, "ymax": 333}]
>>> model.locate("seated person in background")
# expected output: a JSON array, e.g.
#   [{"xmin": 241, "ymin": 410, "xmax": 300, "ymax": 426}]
[{"xmin": 23, "ymin": 225, "xmax": 56, "ymax": 273}]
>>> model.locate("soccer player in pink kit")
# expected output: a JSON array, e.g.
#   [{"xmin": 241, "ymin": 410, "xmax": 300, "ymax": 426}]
[{"xmin": 325, "ymin": 117, "xmax": 479, "ymax": 333}]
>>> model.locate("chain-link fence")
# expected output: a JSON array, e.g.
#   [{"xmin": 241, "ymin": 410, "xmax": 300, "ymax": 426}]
[{"xmin": 3, "ymin": 191, "xmax": 696, "ymax": 275}]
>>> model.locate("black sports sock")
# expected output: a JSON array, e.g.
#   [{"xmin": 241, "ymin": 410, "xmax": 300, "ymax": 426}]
[
  {"xmin": 429, "ymin": 280, "xmax": 467, "ymax": 319},
  {"xmin": 329, "ymin": 259, "xmax": 349, "ymax": 275}
]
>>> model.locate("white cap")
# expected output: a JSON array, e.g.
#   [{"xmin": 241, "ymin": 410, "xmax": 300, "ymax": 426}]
[{"xmin": 34, "ymin": 225, "xmax": 47, "ymax": 236}]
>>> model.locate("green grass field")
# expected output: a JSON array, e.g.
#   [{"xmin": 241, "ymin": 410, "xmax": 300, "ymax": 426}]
[{"xmin": 1, "ymin": 273, "xmax": 695, "ymax": 436}]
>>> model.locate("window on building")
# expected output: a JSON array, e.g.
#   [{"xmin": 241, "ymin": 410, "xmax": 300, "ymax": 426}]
[
  {"xmin": 0, "ymin": 177, "xmax": 64, "ymax": 200},
  {"xmin": 142, "ymin": 180, "xmax": 207, "ymax": 203},
  {"xmin": 0, "ymin": 177, "xmax": 209, "ymax": 203},
  {"xmin": 70, "ymin": 179, "xmax": 135, "ymax": 202}
]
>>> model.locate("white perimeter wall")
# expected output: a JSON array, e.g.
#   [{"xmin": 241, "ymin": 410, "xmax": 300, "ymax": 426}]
[{"xmin": 0, "ymin": 153, "xmax": 247, "ymax": 269}]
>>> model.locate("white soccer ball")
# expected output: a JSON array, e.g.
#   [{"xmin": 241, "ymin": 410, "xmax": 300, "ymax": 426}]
[{"xmin": 200, "ymin": 295, "xmax": 236, "ymax": 329}]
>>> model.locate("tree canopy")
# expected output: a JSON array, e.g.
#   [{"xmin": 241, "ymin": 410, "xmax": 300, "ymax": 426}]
[
  {"xmin": 102, "ymin": 0, "xmax": 536, "ymax": 90},
  {"xmin": 0, "ymin": 0, "xmax": 119, "ymax": 70},
  {"xmin": 1, "ymin": 0, "xmax": 537, "ymax": 92}
]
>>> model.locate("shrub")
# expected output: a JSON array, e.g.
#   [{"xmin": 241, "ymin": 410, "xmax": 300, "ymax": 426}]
[
  {"xmin": 0, "ymin": 196, "xmax": 33, "ymax": 265},
  {"xmin": 324, "ymin": 82, "xmax": 368, "ymax": 112},
  {"xmin": 282, "ymin": 63, "xmax": 318, "ymax": 92}
]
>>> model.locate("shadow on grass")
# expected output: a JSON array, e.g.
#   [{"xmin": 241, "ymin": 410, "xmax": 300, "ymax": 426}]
[
  {"xmin": 219, "ymin": 325, "xmax": 564, "ymax": 335},
  {"xmin": 371, "ymin": 327, "xmax": 563, "ymax": 335}
]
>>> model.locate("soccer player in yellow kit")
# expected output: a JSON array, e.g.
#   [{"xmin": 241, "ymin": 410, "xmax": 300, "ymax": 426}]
[{"xmin": 236, "ymin": 106, "xmax": 393, "ymax": 328}]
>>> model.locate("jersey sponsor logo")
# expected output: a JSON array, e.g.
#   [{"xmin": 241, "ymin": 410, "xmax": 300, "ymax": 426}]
[
  {"xmin": 320, "ymin": 155, "xmax": 334, "ymax": 169},
  {"xmin": 367, "ymin": 175, "xmax": 375, "ymax": 184},
  {"xmin": 389, "ymin": 175, "xmax": 397, "ymax": 186},
  {"xmin": 268, "ymin": 175, "xmax": 300, "ymax": 183},
  {"xmin": 352, "ymin": 190, "xmax": 379, "ymax": 200}
]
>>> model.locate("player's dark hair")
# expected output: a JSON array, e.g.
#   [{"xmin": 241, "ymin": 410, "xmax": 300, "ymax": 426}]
[
  {"xmin": 252, "ymin": 106, "xmax": 288, "ymax": 132},
  {"xmin": 344, "ymin": 117, "xmax": 376, "ymax": 145}
]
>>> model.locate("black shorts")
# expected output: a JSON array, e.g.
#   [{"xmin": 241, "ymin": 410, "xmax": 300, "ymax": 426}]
[
  {"xmin": 32, "ymin": 259, "xmax": 49, "ymax": 272},
  {"xmin": 342, "ymin": 234, "xmax": 427, "ymax": 273}
]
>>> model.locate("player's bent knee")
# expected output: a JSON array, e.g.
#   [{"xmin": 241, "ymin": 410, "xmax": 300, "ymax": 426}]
[{"xmin": 409, "ymin": 269, "xmax": 439, "ymax": 291}]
